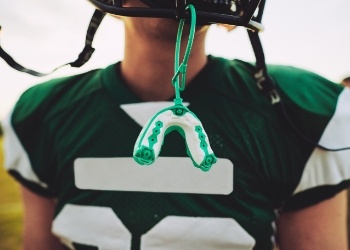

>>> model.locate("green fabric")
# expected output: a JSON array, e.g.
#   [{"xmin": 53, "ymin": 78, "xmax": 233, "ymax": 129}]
[{"xmin": 6, "ymin": 55, "xmax": 347, "ymax": 249}]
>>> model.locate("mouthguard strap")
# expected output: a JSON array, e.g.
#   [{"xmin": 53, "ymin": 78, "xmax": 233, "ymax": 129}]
[
  {"xmin": 172, "ymin": 4, "xmax": 196, "ymax": 105},
  {"xmin": 133, "ymin": 4, "xmax": 217, "ymax": 171}
]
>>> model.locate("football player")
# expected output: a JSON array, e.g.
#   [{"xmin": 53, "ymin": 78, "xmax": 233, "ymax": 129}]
[{"xmin": 2, "ymin": 0, "xmax": 350, "ymax": 249}]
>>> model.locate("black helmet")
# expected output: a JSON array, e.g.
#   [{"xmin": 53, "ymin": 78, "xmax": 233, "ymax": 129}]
[
  {"xmin": 1, "ymin": 0, "xmax": 271, "ymax": 100},
  {"xmin": 88, "ymin": 0, "xmax": 265, "ymax": 31}
]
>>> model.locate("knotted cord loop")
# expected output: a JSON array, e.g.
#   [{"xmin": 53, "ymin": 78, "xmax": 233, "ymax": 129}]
[{"xmin": 172, "ymin": 4, "xmax": 196, "ymax": 105}]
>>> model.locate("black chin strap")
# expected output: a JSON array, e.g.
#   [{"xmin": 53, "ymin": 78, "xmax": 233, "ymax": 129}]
[
  {"xmin": 247, "ymin": 29, "xmax": 350, "ymax": 151},
  {"xmin": 247, "ymin": 29, "xmax": 281, "ymax": 105},
  {"xmin": 0, "ymin": 9, "xmax": 105, "ymax": 77},
  {"xmin": 246, "ymin": 0, "xmax": 280, "ymax": 105}
]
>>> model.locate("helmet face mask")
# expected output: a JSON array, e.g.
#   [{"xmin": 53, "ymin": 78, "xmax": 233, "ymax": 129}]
[{"xmin": 88, "ymin": 0, "xmax": 264, "ymax": 30}]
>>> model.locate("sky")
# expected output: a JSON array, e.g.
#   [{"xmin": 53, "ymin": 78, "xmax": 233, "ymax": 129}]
[{"xmin": 0, "ymin": 0, "xmax": 349, "ymax": 119}]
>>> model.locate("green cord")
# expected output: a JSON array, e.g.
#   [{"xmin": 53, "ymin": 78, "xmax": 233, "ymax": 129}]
[
  {"xmin": 133, "ymin": 5, "xmax": 218, "ymax": 170},
  {"xmin": 172, "ymin": 4, "xmax": 196, "ymax": 106}
]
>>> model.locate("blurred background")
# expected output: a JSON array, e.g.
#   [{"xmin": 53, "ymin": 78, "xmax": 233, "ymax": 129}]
[
  {"xmin": 1, "ymin": 0, "xmax": 350, "ymax": 119},
  {"xmin": 0, "ymin": 0, "xmax": 350, "ymax": 249}
]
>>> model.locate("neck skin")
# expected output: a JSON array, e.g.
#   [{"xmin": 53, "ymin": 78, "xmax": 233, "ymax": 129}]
[{"xmin": 120, "ymin": 18, "xmax": 209, "ymax": 101}]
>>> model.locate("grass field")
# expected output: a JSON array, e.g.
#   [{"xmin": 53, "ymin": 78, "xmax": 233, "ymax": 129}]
[{"xmin": 0, "ymin": 137, "xmax": 23, "ymax": 250}]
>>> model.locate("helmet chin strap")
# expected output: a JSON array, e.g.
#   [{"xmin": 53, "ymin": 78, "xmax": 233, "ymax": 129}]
[
  {"xmin": 244, "ymin": 0, "xmax": 280, "ymax": 104},
  {"xmin": 247, "ymin": 13, "xmax": 350, "ymax": 151},
  {"xmin": 3, "ymin": 1, "xmax": 346, "ymax": 156},
  {"xmin": 0, "ymin": 0, "xmax": 264, "ymax": 76},
  {"xmin": 248, "ymin": 30, "xmax": 281, "ymax": 105},
  {"xmin": 0, "ymin": 9, "xmax": 105, "ymax": 76},
  {"xmin": 133, "ymin": 4, "xmax": 217, "ymax": 171}
]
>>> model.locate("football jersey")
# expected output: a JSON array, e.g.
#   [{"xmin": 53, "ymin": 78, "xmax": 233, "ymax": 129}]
[{"xmin": 3, "ymin": 55, "xmax": 350, "ymax": 250}]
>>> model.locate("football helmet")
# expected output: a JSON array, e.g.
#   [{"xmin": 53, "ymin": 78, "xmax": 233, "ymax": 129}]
[
  {"xmin": 1, "ymin": 0, "xmax": 267, "ymax": 83},
  {"xmin": 87, "ymin": 0, "xmax": 265, "ymax": 31}
]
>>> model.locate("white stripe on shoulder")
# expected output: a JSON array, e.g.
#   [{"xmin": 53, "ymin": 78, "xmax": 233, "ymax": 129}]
[
  {"xmin": 318, "ymin": 88, "xmax": 350, "ymax": 149},
  {"xmin": 293, "ymin": 147, "xmax": 350, "ymax": 194},
  {"xmin": 2, "ymin": 111, "xmax": 48, "ymax": 188},
  {"xmin": 294, "ymin": 88, "xmax": 350, "ymax": 194},
  {"xmin": 293, "ymin": 88, "xmax": 350, "ymax": 194}
]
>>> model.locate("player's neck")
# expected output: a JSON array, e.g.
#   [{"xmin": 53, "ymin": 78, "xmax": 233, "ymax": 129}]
[{"xmin": 120, "ymin": 29, "xmax": 208, "ymax": 101}]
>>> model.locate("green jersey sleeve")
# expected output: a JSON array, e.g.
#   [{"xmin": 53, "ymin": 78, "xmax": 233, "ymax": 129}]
[
  {"xmin": 2, "ymin": 72, "xmax": 96, "ymax": 197},
  {"xmin": 268, "ymin": 65, "xmax": 350, "ymax": 210}
]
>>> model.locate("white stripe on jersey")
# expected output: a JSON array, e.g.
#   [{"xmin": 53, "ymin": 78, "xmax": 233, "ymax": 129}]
[
  {"xmin": 141, "ymin": 216, "xmax": 255, "ymax": 250},
  {"xmin": 318, "ymin": 87, "xmax": 350, "ymax": 148},
  {"xmin": 2, "ymin": 110, "xmax": 48, "ymax": 188},
  {"xmin": 53, "ymin": 205, "xmax": 255, "ymax": 250},
  {"xmin": 74, "ymin": 157, "xmax": 233, "ymax": 195},
  {"xmin": 294, "ymin": 88, "xmax": 350, "ymax": 194}
]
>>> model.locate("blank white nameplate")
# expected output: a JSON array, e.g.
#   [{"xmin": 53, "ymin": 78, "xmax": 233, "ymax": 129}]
[{"xmin": 74, "ymin": 157, "xmax": 233, "ymax": 195}]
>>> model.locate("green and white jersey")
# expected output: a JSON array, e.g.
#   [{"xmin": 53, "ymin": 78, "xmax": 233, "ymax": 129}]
[{"xmin": 3, "ymin": 55, "xmax": 350, "ymax": 249}]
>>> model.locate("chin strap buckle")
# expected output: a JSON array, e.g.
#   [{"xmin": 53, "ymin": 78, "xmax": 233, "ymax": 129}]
[{"xmin": 255, "ymin": 69, "xmax": 281, "ymax": 104}]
